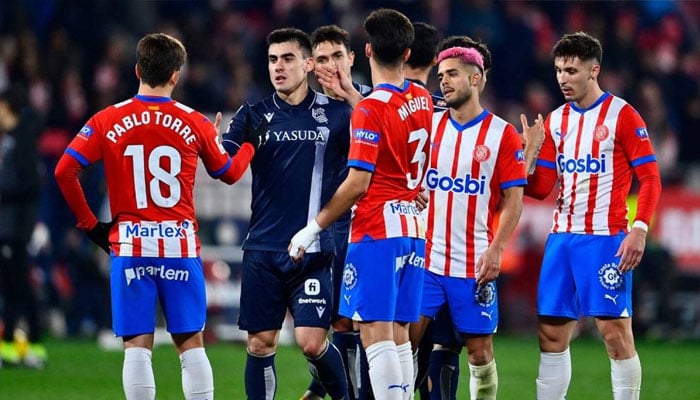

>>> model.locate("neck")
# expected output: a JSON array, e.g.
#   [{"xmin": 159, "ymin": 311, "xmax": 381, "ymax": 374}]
[
  {"xmin": 449, "ymin": 97, "xmax": 483, "ymax": 125},
  {"xmin": 370, "ymin": 58, "xmax": 405, "ymax": 88},
  {"xmin": 138, "ymin": 83, "xmax": 173, "ymax": 98},
  {"xmin": 277, "ymin": 83, "xmax": 309, "ymax": 106},
  {"xmin": 574, "ymin": 84, "xmax": 605, "ymax": 109},
  {"xmin": 404, "ymin": 66, "xmax": 431, "ymax": 87}
]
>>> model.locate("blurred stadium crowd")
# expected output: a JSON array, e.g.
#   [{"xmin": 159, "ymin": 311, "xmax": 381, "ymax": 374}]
[{"xmin": 0, "ymin": 0, "xmax": 699, "ymax": 342}]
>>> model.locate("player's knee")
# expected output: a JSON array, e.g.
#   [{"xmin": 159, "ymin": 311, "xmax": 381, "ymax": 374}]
[
  {"xmin": 299, "ymin": 337, "xmax": 328, "ymax": 358},
  {"xmin": 247, "ymin": 334, "xmax": 277, "ymax": 356},
  {"xmin": 600, "ymin": 330, "xmax": 635, "ymax": 358}
]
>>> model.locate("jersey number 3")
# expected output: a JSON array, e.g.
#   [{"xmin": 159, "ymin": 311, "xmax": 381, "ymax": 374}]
[
  {"xmin": 406, "ymin": 128, "xmax": 429, "ymax": 190},
  {"xmin": 124, "ymin": 144, "xmax": 182, "ymax": 209}
]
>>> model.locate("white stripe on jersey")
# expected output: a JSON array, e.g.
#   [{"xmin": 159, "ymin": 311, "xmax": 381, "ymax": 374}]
[
  {"xmin": 113, "ymin": 99, "xmax": 133, "ymax": 108},
  {"xmin": 116, "ymin": 220, "xmax": 198, "ymax": 258},
  {"xmin": 367, "ymin": 90, "xmax": 393, "ymax": 103},
  {"xmin": 174, "ymin": 102, "xmax": 195, "ymax": 113},
  {"xmin": 548, "ymin": 96, "xmax": 626, "ymax": 234},
  {"xmin": 426, "ymin": 113, "xmax": 508, "ymax": 278},
  {"xmin": 383, "ymin": 200, "xmax": 424, "ymax": 239},
  {"xmin": 306, "ymin": 130, "xmax": 328, "ymax": 253}
]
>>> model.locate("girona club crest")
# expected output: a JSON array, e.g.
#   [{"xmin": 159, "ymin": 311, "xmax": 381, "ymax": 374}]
[
  {"xmin": 594, "ymin": 125, "xmax": 610, "ymax": 141},
  {"xmin": 473, "ymin": 145, "xmax": 491, "ymax": 162}
]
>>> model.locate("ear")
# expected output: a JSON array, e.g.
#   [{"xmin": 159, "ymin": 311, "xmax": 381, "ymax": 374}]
[
  {"xmin": 348, "ymin": 50, "xmax": 355, "ymax": 67},
  {"xmin": 169, "ymin": 70, "xmax": 180, "ymax": 86},
  {"xmin": 304, "ymin": 56, "xmax": 314, "ymax": 73},
  {"xmin": 134, "ymin": 64, "xmax": 141, "ymax": 80},
  {"xmin": 365, "ymin": 43, "xmax": 371, "ymax": 59},
  {"xmin": 590, "ymin": 63, "xmax": 600, "ymax": 80},
  {"xmin": 402, "ymin": 48, "xmax": 411, "ymax": 62}
]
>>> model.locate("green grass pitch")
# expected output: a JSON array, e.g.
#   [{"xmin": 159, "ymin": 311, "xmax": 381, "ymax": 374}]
[{"xmin": 1, "ymin": 335, "xmax": 699, "ymax": 399}]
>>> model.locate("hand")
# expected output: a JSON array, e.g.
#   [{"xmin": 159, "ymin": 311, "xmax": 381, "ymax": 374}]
[
  {"xmin": 415, "ymin": 187, "xmax": 429, "ymax": 212},
  {"xmin": 315, "ymin": 63, "xmax": 354, "ymax": 100},
  {"xmin": 615, "ymin": 227, "xmax": 647, "ymax": 272},
  {"xmin": 85, "ymin": 220, "xmax": 116, "ymax": 255},
  {"xmin": 520, "ymin": 113, "xmax": 544, "ymax": 174},
  {"xmin": 243, "ymin": 114, "xmax": 269, "ymax": 150},
  {"xmin": 474, "ymin": 247, "xmax": 502, "ymax": 285},
  {"xmin": 288, "ymin": 219, "xmax": 323, "ymax": 262}
]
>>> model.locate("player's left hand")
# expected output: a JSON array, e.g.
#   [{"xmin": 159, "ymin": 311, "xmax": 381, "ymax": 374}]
[
  {"xmin": 288, "ymin": 219, "xmax": 323, "ymax": 262},
  {"xmin": 615, "ymin": 227, "xmax": 647, "ymax": 272},
  {"xmin": 316, "ymin": 63, "xmax": 353, "ymax": 100},
  {"xmin": 415, "ymin": 187, "xmax": 429, "ymax": 212},
  {"xmin": 475, "ymin": 247, "xmax": 501, "ymax": 285}
]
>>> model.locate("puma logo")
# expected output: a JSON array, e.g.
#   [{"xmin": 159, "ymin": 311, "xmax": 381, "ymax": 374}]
[
  {"xmin": 480, "ymin": 311, "xmax": 494, "ymax": 321},
  {"xmin": 604, "ymin": 294, "xmax": 619, "ymax": 305}
]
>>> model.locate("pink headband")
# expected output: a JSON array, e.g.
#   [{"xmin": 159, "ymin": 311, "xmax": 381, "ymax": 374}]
[{"xmin": 436, "ymin": 46, "xmax": 484, "ymax": 71}]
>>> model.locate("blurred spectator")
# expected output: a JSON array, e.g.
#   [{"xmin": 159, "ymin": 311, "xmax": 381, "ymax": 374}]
[{"xmin": 0, "ymin": 84, "xmax": 46, "ymax": 368}]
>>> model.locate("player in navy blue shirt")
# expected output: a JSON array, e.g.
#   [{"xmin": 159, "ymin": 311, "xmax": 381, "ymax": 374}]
[
  {"xmin": 301, "ymin": 24, "xmax": 373, "ymax": 400},
  {"xmin": 223, "ymin": 28, "xmax": 349, "ymax": 400}
]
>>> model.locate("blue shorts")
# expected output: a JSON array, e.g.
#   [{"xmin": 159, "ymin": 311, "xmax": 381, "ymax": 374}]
[
  {"xmin": 238, "ymin": 250, "xmax": 333, "ymax": 332},
  {"xmin": 537, "ymin": 232, "xmax": 633, "ymax": 319},
  {"xmin": 111, "ymin": 256, "xmax": 206, "ymax": 337},
  {"xmin": 340, "ymin": 237, "xmax": 425, "ymax": 323},
  {"xmin": 421, "ymin": 270, "xmax": 498, "ymax": 335}
]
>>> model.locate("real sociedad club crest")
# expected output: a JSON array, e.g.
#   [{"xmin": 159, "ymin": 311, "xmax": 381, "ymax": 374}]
[
  {"xmin": 343, "ymin": 263, "xmax": 358, "ymax": 290},
  {"xmin": 598, "ymin": 263, "xmax": 623, "ymax": 290},
  {"xmin": 474, "ymin": 282, "xmax": 496, "ymax": 307},
  {"xmin": 312, "ymin": 107, "xmax": 328, "ymax": 124}
]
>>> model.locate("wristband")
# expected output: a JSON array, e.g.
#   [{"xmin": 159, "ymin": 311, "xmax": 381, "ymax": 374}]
[{"xmin": 632, "ymin": 220, "xmax": 648, "ymax": 233}]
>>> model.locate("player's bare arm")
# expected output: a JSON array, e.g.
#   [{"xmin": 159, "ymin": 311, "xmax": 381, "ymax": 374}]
[
  {"xmin": 475, "ymin": 186, "xmax": 524, "ymax": 285},
  {"xmin": 520, "ymin": 113, "xmax": 544, "ymax": 175},
  {"xmin": 289, "ymin": 167, "xmax": 371, "ymax": 261}
]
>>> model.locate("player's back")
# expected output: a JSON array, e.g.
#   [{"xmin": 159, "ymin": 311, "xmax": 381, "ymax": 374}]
[
  {"xmin": 348, "ymin": 80, "xmax": 433, "ymax": 241},
  {"xmin": 83, "ymin": 95, "xmax": 220, "ymax": 256}
]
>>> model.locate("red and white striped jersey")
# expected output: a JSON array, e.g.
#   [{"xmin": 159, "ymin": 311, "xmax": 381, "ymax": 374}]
[
  {"xmin": 64, "ymin": 95, "xmax": 235, "ymax": 257},
  {"xmin": 347, "ymin": 81, "xmax": 433, "ymax": 243},
  {"xmin": 425, "ymin": 110, "xmax": 527, "ymax": 278},
  {"xmin": 537, "ymin": 93, "xmax": 657, "ymax": 235}
]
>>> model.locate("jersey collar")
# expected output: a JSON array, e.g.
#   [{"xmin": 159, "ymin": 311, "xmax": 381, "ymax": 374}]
[
  {"xmin": 272, "ymin": 88, "xmax": 317, "ymax": 111},
  {"xmin": 134, "ymin": 94, "xmax": 172, "ymax": 103},
  {"xmin": 375, "ymin": 79, "xmax": 410, "ymax": 94},
  {"xmin": 569, "ymin": 92, "xmax": 610, "ymax": 114}
]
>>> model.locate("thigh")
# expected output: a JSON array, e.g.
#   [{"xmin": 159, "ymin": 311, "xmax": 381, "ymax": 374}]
[
  {"xmin": 395, "ymin": 238, "xmax": 426, "ymax": 323},
  {"xmin": 111, "ymin": 256, "xmax": 158, "ymax": 337},
  {"xmin": 445, "ymin": 276, "xmax": 498, "ymax": 335},
  {"xmin": 288, "ymin": 251, "xmax": 334, "ymax": 329},
  {"xmin": 571, "ymin": 233, "xmax": 632, "ymax": 318},
  {"xmin": 238, "ymin": 250, "xmax": 287, "ymax": 332},
  {"xmin": 156, "ymin": 257, "xmax": 207, "ymax": 334},
  {"xmin": 340, "ymin": 239, "xmax": 399, "ymax": 322},
  {"xmin": 537, "ymin": 233, "xmax": 578, "ymax": 319}
]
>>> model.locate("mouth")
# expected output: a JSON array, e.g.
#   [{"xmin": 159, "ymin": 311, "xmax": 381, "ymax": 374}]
[
  {"xmin": 561, "ymin": 87, "xmax": 573, "ymax": 96},
  {"xmin": 274, "ymin": 75, "xmax": 286, "ymax": 84}
]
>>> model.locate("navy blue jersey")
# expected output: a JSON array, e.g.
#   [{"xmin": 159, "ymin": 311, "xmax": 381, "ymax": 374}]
[{"xmin": 224, "ymin": 89, "xmax": 352, "ymax": 252}]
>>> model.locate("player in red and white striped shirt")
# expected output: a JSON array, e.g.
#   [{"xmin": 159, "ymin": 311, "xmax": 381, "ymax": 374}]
[
  {"xmin": 526, "ymin": 32, "xmax": 661, "ymax": 400},
  {"xmin": 54, "ymin": 33, "xmax": 266, "ymax": 400},
  {"xmin": 408, "ymin": 43, "xmax": 543, "ymax": 400}
]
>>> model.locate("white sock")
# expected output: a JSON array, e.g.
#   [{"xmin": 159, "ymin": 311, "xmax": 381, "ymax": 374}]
[
  {"xmin": 179, "ymin": 347, "xmax": 214, "ymax": 400},
  {"xmin": 536, "ymin": 348, "xmax": 571, "ymax": 400},
  {"xmin": 365, "ymin": 340, "xmax": 403, "ymax": 400},
  {"xmin": 469, "ymin": 359, "xmax": 498, "ymax": 400},
  {"xmin": 396, "ymin": 342, "xmax": 414, "ymax": 399},
  {"xmin": 123, "ymin": 347, "xmax": 156, "ymax": 400},
  {"xmin": 611, "ymin": 354, "xmax": 641, "ymax": 400}
]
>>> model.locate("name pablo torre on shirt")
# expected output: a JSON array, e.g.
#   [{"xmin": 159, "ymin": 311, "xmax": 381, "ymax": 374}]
[{"xmin": 104, "ymin": 110, "xmax": 196, "ymax": 145}]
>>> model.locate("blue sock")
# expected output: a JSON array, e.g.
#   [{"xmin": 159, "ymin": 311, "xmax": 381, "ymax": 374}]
[
  {"xmin": 306, "ymin": 341, "xmax": 350, "ymax": 400},
  {"xmin": 429, "ymin": 349, "xmax": 459, "ymax": 400},
  {"xmin": 245, "ymin": 351, "xmax": 276, "ymax": 400}
]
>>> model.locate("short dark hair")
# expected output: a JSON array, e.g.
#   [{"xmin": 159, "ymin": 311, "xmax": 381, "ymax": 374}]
[
  {"xmin": 136, "ymin": 33, "xmax": 187, "ymax": 87},
  {"xmin": 406, "ymin": 22, "xmax": 440, "ymax": 69},
  {"xmin": 551, "ymin": 32, "xmax": 602, "ymax": 64},
  {"xmin": 310, "ymin": 25, "xmax": 350, "ymax": 51},
  {"xmin": 363, "ymin": 8, "xmax": 414, "ymax": 66},
  {"xmin": 267, "ymin": 28, "xmax": 312, "ymax": 58},
  {"xmin": 439, "ymin": 35, "xmax": 492, "ymax": 71}
]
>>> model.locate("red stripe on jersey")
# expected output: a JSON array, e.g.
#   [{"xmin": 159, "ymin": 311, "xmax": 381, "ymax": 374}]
[
  {"xmin": 442, "ymin": 122, "xmax": 465, "ymax": 276},
  {"xmin": 465, "ymin": 114, "xmax": 493, "ymax": 276},
  {"xmin": 426, "ymin": 113, "xmax": 450, "ymax": 270},
  {"xmin": 584, "ymin": 96, "xmax": 612, "ymax": 234},
  {"xmin": 553, "ymin": 105, "xmax": 571, "ymax": 232}
]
